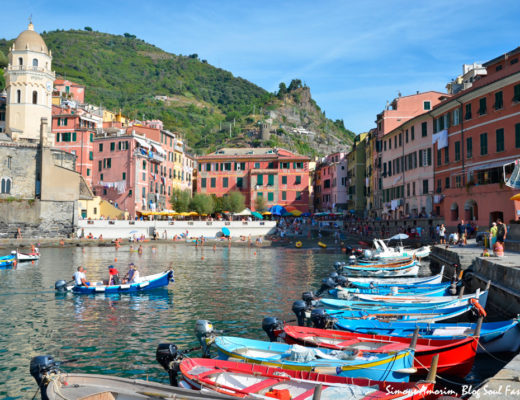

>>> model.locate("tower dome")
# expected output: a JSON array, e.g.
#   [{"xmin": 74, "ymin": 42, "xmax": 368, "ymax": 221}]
[{"xmin": 13, "ymin": 23, "xmax": 48, "ymax": 53}]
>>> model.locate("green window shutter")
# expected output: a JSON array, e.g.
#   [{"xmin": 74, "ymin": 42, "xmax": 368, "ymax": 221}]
[
  {"xmin": 122, "ymin": 172, "xmax": 126, "ymax": 180},
  {"xmin": 427, "ymin": 148, "xmax": 432, "ymax": 165},
  {"xmin": 268, "ymin": 192, "xmax": 274, "ymax": 201},
  {"xmin": 419, "ymin": 150, "xmax": 423, "ymax": 166},
  {"xmin": 295, "ymin": 175, "xmax": 301, "ymax": 185},
  {"xmin": 211, "ymin": 178, "xmax": 216, "ymax": 188},
  {"xmin": 282, "ymin": 191, "xmax": 286, "ymax": 201},
  {"xmin": 268, "ymin": 175, "xmax": 274, "ymax": 186},
  {"xmin": 257, "ymin": 174, "xmax": 263, "ymax": 185},
  {"xmin": 282, "ymin": 176, "xmax": 287, "ymax": 185},
  {"xmin": 201, "ymin": 178, "xmax": 206, "ymax": 188},
  {"xmin": 90, "ymin": 133, "xmax": 93, "ymax": 142},
  {"xmin": 110, "ymin": 142, "xmax": 115, "ymax": 151},
  {"xmin": 237, "ymin": 177, "xmax": 243, "ymax": 188},
  {"xmin": 87, "ymin": 168, "xmax": 90, "ymax": 176},
  {"xmin": 72, "ymin": 132, "xmax": 77, "ymax": 141},
  {"xmin": 516, "ymin": 124, "xmax": 520, "ymax": 148},
  {"xmin": 89, "ymin": 151, "xmax": 93, "ymax": 160},
  {"xmin": 223, "ymin": 177, "xmax": 228, "ymax": 188},
  {"xmin": 496, "ymin": 128, "xmax": 504, "ymax": 152}
]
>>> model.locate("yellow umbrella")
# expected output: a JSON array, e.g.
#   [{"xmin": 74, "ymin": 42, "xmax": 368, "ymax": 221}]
[
  {"xmin": 179, "ymin": 212, "xmax": 191, "ymax": 216},
  {"xmin": 262, "ymin": 211, "xmax": 272, "ymax": 215},
  {"xmin": 291, "ymin": 210, "xmax": 303, "ymax": 217},
  {"xmin": 189, "ymin": 211, "xmax": 199, "ymax": 216},
  {"xmin": 510, "ymin": 193, "xmax": 520, "ymax": 201}
]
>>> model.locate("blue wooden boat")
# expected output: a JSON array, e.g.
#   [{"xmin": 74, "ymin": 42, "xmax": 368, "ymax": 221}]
[
  {"xmin": 0, "ymin": 254, "xmax": 16, "ymax": 268},
  {"xmin": 212, "ymin": 336, "xmax": 415, "ymax": 382},
  {"xmin": 330, "ymin": 281, "xmax": 456, "ymax": 299},
  {"xmin": 324, "ymin": 302, "xmax": 475, "ymax": 322},
  {"xmin": 346, "ymin": 266, "xmax": 445, "ymax": 286},
  {"xmin": 334, "ymin": 318, "xmax": 520, "ymax": 354},
  {"xmin": 55, "ymin": 270, "xmax": 174, "ymax": 294},
  {"xmin": 320, "ymin": 290, "xmax": 488, "ymax": 310}
]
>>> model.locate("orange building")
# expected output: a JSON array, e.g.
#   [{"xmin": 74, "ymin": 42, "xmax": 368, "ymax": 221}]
[{"xmin": 431, "ymin": 47, "xmax": 520, "ymax": 227}]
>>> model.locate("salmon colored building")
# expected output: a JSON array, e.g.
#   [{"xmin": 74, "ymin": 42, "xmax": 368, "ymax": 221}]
[
  {"xmin": 196, "ymin": 148, "xmax": 311, "ymax": 212},
  {"xmin": 54, "ymin": 79, "xmax": 85, "ymax": 103},
  {"xmin": 314, "ymin": 152, "xmax": 348, "ymax": 211},
  {"xmin": 373, "ymin": 92, "xmax": 446, "ymax": 217},
  {"xmin": 51, "ymin": 104, "xmax": 102, "ymax": 186},
  {"xmin": 431, "ymin": 47, "xmax": 520, "ymax": 227}
]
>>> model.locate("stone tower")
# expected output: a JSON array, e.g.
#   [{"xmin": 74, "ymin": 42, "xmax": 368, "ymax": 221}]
[{"xmin": 5, "ymin": 22, "xmax": 55, "ymax": 144}]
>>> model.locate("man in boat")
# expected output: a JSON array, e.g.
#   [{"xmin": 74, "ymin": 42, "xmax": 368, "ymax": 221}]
[
  {"xmin": 73, "ymin": 266, "xmax": 90, "ymax": 286},
  {"xmin": 124, "ymin": 263, "xmax": 140, "ymax": 283}
]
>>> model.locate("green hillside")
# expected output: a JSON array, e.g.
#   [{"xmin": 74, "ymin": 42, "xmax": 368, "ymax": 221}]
[{"xmin": 0, "ymin": 29, "xmax": 355, "ymax": 155}]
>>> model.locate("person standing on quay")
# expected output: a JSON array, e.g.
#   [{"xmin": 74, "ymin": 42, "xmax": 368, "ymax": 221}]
[
  {"xmin": 496, "ymin": 219, "xmax": 507, "ymax": 250},
  {"xmin": 489, "ymin": 222, "xmax": 497, "ymax": 249}
]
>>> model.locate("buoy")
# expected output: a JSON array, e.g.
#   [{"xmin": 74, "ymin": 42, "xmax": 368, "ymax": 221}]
[
  {"xmin": 201, "ymin": 256, "xmax": 204, "ymax": 260},
  {"xmin": 341, "ymin": 248, "xmax": 346, "ymax": 252},
  {"xmin": 470, "ymin": 298, "xmax": 487, "ymax": 317},
  {"xmin": 254, "ymin": 252, "xmax": 257, "ymax": 255},
  {"xmin": 31, "ymin": 261, "xmax": 35, "ymax": 264},
  {"xmin": 295, "ymin": 241, "xmax": 302, "ymax": 248},
  {"xmin": 318, "ymin": 241, "xmax": 327, "ymax": 248},
  {"xmin": 114, "ymin": 258, "xmax": 117, "ymax": 262}
]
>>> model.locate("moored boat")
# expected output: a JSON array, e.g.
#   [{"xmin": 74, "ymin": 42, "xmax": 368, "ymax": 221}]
[
  {"xmin": 345, "ymin": 265, "xmax": 444, "ymax": 286},
  {"xmin": 179, "ymin": 357, "xmax": 436, "ymax": 399},
  {"xmin": 54, "ymin": 269, "xmax": 174, "ymax": 294},
  {"xmin": 212, "ymin": 335, "xmax": 416, "ymax": 382},
  {"xmin": 0, "ymin": 254, "xmax": 16, "ymax": 268},
  {"xmin": 13, "ymin": 249, "xmax": 40, "ymax": 261},
  {"xmin": 268, "ymin": 323, "xmax": 478, "ymax": 378}
]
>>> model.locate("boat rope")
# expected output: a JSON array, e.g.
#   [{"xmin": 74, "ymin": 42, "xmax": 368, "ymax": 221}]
[
  {"xmin": 48, "ymin": 373, "xmax": 75, "ymax": 400},
  {"xmin": 412, "ymin": 356, "xmax": 466, "ymax": 386},
  {"xmin": 29, "ymin": 387, "xmax": 40, "ymax": 400},
  {"xmin": 471, "ymin": 336, "xmax": 511, "ymax": 364}
]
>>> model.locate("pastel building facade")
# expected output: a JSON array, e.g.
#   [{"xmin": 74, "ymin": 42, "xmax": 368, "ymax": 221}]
[
  {"xmin": 53, "ymin": 79, "xmax": 85, "ymax": 103},
  {"xmin": 373, "ymin": 91, "xmax": 446, "ymax": 217},
  {"xmin": 431, "ymin": 47, "xmax": 520, "ymax": 227},
  {"xmin": 314, "ymin": 152, "xmax": 348, "ymax": 211},
  {"xmin": 196, "ymin": 148, "xmax": 310, "ymax": 212}
]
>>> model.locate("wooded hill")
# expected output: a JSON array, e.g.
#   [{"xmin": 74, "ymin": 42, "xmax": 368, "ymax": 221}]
[{"xmin": 0, "ymin": 29, "xmax": 355, "ymax": 156}]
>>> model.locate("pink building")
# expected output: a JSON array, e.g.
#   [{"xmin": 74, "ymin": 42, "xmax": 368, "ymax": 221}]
[
  {"xmin": 52, "ymin": 104, "xmax": 102, "ymax": 186},
  {"xmin": 314, "ymin": 152, "xmax": 348, "ymax": 211},
  {"xmin": 92, "ymin": 132, "xmax": 170, "ymax": 218},
  {"xmin": 196, "ymin": 148, "xmax": 311, "ymax": 212},
  {"xmin": 374, "ymin": 91, "xmax": 446, "ymax": 217},
  {"xmin": 431, "ymin": 47, "xmax": 520, "ymax": 227},
  {"xmin": 54, "ymin": 79, "xmax": 85, "ymax": 103}
]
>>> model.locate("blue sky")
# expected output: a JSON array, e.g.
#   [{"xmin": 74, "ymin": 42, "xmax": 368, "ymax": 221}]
[{"xmin": 3, "ymin": 0, "xmax": 520, "ymax": 133}]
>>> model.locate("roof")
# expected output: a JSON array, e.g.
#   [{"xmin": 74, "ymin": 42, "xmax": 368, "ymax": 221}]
[
  {"xmin": 202, "ymin": 147, "xmax": 309, "ymax": 160},
  {"xmin": 13, "ymin": 23, "xmax": 48, "ymax": 53}
]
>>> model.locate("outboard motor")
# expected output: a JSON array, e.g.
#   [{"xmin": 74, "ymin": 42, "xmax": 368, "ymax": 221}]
[
  {"xmin": 449, "ymin": 281, "xmax": 458, "ymax": 296},
  {"xmin": 310, "ymin": 308, "xmax": 334, "ymax": 329},
  {"xmin": 302, "ymin": 291, "xmax": 316, "ymax": 307},
  {"xmin": 345, "ymin": 245, "xmax": 353, "ymax": 256},
  {"xmin": 333, "ymin": 261, "xmax": 343, "ymax": 272},
  {"xmin": 329, "ymin": 271, "xmax": 339, "ymax": 282},
  {"xmin": 54, "ymin": 280, "xmax": 68, "ymax": 292},
  {"xmin": 336, "ymin": 275, "xmax": 348, "ymax": 287},
  {"xmin": 348, "ymin": 255, "xmax": 357, "ymax": 265},
  {"xmin": 363, "ymin": 249, "xmax": 373, "ymax": 260},
  {"xmin": 156, "ymin": 344, "xmax": 181, "ymax": 386},
  {"xmin": 195, "ymin": 319, "xmax": 216, "ymax": 358},
  {"xmin": 30, "ymin": 355, "xmax": 60, "ymax": 400},
  {"xmin": 315, "ymin": 277, "xmax": 336, "ymax": 296},
  {"xmin": 262, "ymin": 317, "xmax": 283, "ymax": 342},
  {"xmin": 292, "ymin": 300, "xmax": 308, "ymax": 326}
]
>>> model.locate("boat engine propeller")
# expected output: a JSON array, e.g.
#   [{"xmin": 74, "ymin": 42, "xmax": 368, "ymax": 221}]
[
  {"xmin": 262, "ymin": 317, "xmax": 283, "ymax": 342},
  {"xmin": 333, "ymin": 261, "xmax": 345, "ymax": 272},
  {"xmin": 310, "ymin": 308, "xmax": 336, "ymax": 329},
  {"xmin": 30, "ymin": 355, "xmax": 61, "ymax": 400},
  {"xmin": 302, "ymin": 291, "xmax": 317, "ymax": 307},
  {"xmin": 54, "ymin": 280, "xmax": 68, "ymax": 292},
  {"xmin": 156, "ymin": 344, "xmax": 183, "ymax": 386},
  {"xmin": 195, "ymin": 319, "xmax": 218, "ymax": 358},
  {"xmin": 315, "ymin": 277, "xmax": 336, "ymax": 296}
]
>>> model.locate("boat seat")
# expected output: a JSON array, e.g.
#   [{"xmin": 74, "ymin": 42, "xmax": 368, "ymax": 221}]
[{"xmin": 77, "ymin": 392, "xmax": 116, "ymax": 400}]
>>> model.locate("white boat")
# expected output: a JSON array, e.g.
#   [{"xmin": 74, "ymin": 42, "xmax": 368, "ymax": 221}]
[
  {"xmin": 348, "ymin": 265, "xmax": 444, "ymax": 286},
  {"xmin": 12, "ymin": 249, "xmax": 40, "ymax": 261},
  {"xmin": 372, "ymin": 238, "xmax": 431, "ymax": 259}
]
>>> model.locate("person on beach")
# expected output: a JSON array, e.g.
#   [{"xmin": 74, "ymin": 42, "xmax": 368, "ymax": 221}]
[
  {"xmin": 138, "ymin": 245, "xmax": 143, "ymax": 254},
  {"xmin": 439, "ymin": 224, "xmax": 446, "ymax": 244},
  {"xmin": 489, "ymin": 222, "xmax": 497, "ymax": 249},
  {"xmin": 73, "ymin": 266, "xmax": 89, "ymax": 286},
  {"xmin": 16, "ymin": 227, "xmax": 22, "ymax": 239},
  {"xmin": 496, "ymin": 219, "xmax": 507, "ymax": 250}
]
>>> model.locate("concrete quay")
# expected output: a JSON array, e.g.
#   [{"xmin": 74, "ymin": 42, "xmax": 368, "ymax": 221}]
[{"xmin": 429, "ymin": 242, "xmax": 520, "ymax": 399}]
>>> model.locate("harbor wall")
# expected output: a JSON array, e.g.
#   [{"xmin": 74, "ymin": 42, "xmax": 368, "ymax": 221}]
[
  {"xmin": 430, "ymin": 245, "xmax": 520, "ymax": 318},
  {"xmin": 77, "ymin": 220, "xmax": 277, "ymax": 239}
]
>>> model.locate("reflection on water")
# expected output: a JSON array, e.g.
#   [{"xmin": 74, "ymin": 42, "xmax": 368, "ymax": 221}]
[{"xmin": 0, "ymin": 244, "xmax": 340, "ymax": 399}]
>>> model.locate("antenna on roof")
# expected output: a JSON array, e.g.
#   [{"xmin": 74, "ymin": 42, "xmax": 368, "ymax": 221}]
[{"xmin": 29, "ymin": 14, "xmax": 32, "ymax": 25}]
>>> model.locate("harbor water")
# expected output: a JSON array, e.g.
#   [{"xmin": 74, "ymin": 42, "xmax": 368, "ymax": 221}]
[{"xmin": 0, "ymin": 243, "xmax": 509, "ymax": 399}]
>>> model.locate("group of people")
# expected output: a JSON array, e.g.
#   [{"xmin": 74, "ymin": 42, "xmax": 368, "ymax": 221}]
[{"xmin": 72, "ymin": 263, "xmax": 141, "ymax": 287}]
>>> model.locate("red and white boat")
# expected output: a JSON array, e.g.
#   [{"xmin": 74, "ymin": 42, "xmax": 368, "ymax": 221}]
[
  {"xmin": 276, "ymin": 324, "xmax": 478, "ymax": 378},
  {"xmin": 180, "ymin": 357, "xmax": 436, "ymax": 400},
  {"xmin": 13, "ymin": 248, "xmax": 40, "ymax": 261}
]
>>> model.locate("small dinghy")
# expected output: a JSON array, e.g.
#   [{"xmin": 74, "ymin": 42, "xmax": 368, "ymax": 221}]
[
  {"xmin": 0, "ymin": 254, "xmax": 16, "ymax": 268},
  {"xmin": 54, "ymin": 270, "xmax": 174, "ymax": 294},
  {"xmin": 30, "ymin": 356, "xmax": 232, "ymax": 400},
  {"xmin": 13, "ymin": 249, "xmax": 40, "ymax": 261},
  {"xmin": 346, "ymin": 265, "xmax": 444, "ymax": 286},
  {"xmin": 179, "ymin": 357, "xmax": 436, "ymax": 399},
  {"xmin": 263, "ymin": 322, "xmax": 479, "ymax": 378},
  {"xmin": 330, "ymin": 281, "xmax": 455, "ymax": 299}
]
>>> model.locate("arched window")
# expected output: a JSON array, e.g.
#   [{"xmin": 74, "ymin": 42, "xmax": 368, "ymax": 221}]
[
  {"xmin": 18, "ymin": 57, "xmax": 23, "ymax": 66},
  {"xmin": 33, "ymin": 58, "xmax": 38, "ymax": 67},
  {"xmin": 16, "ymin": 90, "xmax": 21, "ymax": 104},
  {"xmin": 1, "ymin": 178, "xmax": 12, "ymax": 194},
  {"xmin": 32, "ymin": 91, "xmax": 38, "ymax": 104}
]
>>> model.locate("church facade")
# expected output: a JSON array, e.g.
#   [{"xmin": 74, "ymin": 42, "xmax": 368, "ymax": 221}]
[{"xmin": 0, "ymin": 23, "xmax": 91, "ymax": 238}]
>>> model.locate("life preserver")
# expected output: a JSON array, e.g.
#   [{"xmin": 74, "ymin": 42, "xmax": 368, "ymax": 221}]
[
  {"xmin": 295, "ymin": 241, "xmax": 302, "ymax": 248},
  {"xmin": 470, "ymin": 298, "xmax": 487, "ymax": 317}
]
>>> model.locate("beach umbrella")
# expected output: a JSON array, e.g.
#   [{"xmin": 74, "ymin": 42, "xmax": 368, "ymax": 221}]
[
  {"xmin": 251, "ymin": 211, "xmax": 263, "ymax": 219},
  {"xmin": 282, "ymin": 212, "xmax": 293, "ymax": 217},
  {"xmin": 269, "ymin": 205, "xmax": 288, "ymax": 216},
  {"xmin": 262, "ymin": 211, "xmax": 272, "ymax": 216},
  {"xmin": 510, "ymin": 193, "xmax": 520, "ymax": 201},
  {"xmin": 222, "ymin": 227, "xmax": 231, "ymax": 236},
  {"xmin": 189, "ymin": 211, "xmax": 199, "ymax": 216},
  {"xmin": 301, "ymin": 212, "xmax": 311, "ymax": 217},
  {"xmin": 235, "ymin": 208, "xmax": 252, "ymax": 216},
  {"xmin": 179, "ymin": 212, "xmax": 190, "ymax": 216},
  {"xmin": 290, "ymin": 210, "xmax": 302, "ymax": 217},
  {"xmin": 388, "ymin": 233, "xmax": 409, "ymax": 241},
  {"xmin": 284, "ymin": 205, "xmax": 298, "ymax": 211}
]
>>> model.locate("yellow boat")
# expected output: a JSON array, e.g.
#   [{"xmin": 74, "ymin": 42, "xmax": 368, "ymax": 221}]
[
  {"xmin": 318, "ymin": 241, "xmax": 327, "ymax": 248},
  {"xmin": 295, "ymin": 241, "xmax": 302, "ymax": 248}
]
